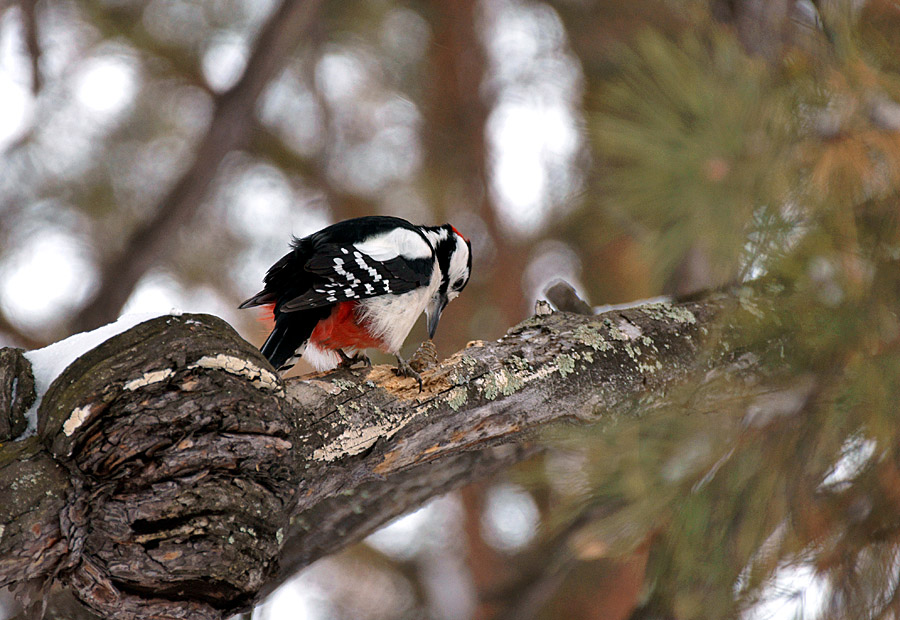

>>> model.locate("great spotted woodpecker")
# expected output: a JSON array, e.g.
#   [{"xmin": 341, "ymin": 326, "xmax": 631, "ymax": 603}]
[{"xmin": 239, "ymin": 216, "xmax": 472, "ymax": 385}]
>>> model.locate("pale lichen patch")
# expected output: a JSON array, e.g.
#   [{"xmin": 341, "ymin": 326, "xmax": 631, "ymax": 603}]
[
  {"xmin": 331, "ymin": 378, "xmax": 358, "ymax": 392},
  {"xmin": 640, "ymin": 302, "xmax": 697, "ymax": 325},
  {"xmin": 482, "ymin": 368, "xmax": 525, "ymax": 400},
  {"xmin": 573, "ymin": 323, "xmax": 613, "ymax": 352},
  {"xmin": 446, "ymin": 353, "xmax": 479, "ymax": 386},
  {"xmin": 63, "ymin": 403, "xmax": 96, "ymax": 436},
  {"xmin": 606, "ymin": 320, "xmax": 630, "ymax": 342},
  {"xmin": 188, "ymin": 354, "xmax": 281, "ymax": 392},
  {"xmin": 123, "ymin": 368, "xmax": 175, "ymax": 391},
  {"xmin": 508, "ymin": 355, "xmax": 532, "ymax": 372},
  {"xmin": 555, "ymin": 354, "xmax": 577, "ymax": 378},
  {"xmin": 509, "ymin": 361, "xmax": 559, "ymax": 388},
  {"xmin": 446, "ymin": 386, "xmax": 469, "ymax": 411}
]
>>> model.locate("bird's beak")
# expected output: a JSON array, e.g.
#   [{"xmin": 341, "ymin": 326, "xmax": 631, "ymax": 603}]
[{"xmin": 426, "ymin": 294, "xmax": 449, "ymax": 339}]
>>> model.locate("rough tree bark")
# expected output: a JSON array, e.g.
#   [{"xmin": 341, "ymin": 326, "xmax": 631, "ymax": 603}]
[{"xmin": 0, "ymin": 293, "xmax": 773, "ymax": 619}]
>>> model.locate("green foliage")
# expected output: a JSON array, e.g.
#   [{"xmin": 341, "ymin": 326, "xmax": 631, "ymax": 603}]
[
  {"xmin": 592, "ymin": 27, "xmax": 795, "ymax": 285},
  {"xmin": 547, "ymin": 6, "xmax": 900, "ymax": 619}
]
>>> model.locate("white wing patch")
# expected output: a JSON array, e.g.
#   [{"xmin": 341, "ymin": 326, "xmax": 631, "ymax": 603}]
[
  {"xmin": 332, "ymin": 257, "xmax": 360, "ymax": 286},
  {"xmin": 354, "ymin": 228, "xmax": 432, "ymax": 262}
]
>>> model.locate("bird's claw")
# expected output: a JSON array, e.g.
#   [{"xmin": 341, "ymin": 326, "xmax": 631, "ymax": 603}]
[
  {"xmin": 394, "ymin": 356, "xmax": 423, "ymax": 392},
  {"xmin": 337, "ymin": 350, "xmax": 371, "ymax": 368}
]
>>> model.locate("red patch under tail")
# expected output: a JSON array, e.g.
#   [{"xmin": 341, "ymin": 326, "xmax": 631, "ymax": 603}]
[{"xmin": 309, "ymin": 301, "xmax": 385, "ymax": 352}]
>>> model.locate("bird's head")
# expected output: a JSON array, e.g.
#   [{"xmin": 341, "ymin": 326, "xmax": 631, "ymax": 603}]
[{"xmin": 424, "ymin": 224, "xmax": 472, "ymax": 339}]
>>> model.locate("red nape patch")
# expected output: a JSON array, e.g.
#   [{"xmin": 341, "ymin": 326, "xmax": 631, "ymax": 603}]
[
  {"xmin": 258, "ymin": 303, "xmax": 276, "ymax": 324},
  {"xmin": 450, "ymin": 225, "xmax": 468, "ymax": 242},
  {"xmin": 310, "ymin": 301, "xmax": 385, "ymax": 352}
]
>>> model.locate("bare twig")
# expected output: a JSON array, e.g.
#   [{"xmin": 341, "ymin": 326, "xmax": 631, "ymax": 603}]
[
  {"xmin": 18, "ymin": 0, "xmax": 41, "ymax": 94},
  {"xmin": 69, "ymin": 0, "xmax": 325, "ymax": 335}
]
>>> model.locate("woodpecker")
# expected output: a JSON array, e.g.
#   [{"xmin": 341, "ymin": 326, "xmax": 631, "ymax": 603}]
[{"xmin": 239, "ymin": 216, "xmax": 472, "ymax": 385}]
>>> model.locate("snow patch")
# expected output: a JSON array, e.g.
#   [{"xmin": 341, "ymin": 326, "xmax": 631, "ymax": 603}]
[
  {"xmin": 19, "ymin": 312, "xmax": 175, "ymax": 440},
  {"xmin": 22, "ymin": 403, "xmax": 38, "ymax": 439}
]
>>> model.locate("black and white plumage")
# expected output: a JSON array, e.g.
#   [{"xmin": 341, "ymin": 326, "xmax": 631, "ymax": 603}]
[{"xmin": 239, "ymin": 216, "xmax": 472, "ymax": 380}]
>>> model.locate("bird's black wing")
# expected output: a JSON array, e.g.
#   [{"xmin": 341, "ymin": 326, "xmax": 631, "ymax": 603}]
[
  {"xmin": 239, "ymin": 216, "xmax": 435, "ymax": 312},
  {"xmin": 280, "ymin": 243, "xmax": 432, "ymax": 312}
]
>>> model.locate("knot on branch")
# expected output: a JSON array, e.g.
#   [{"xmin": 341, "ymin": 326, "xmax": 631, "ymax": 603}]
[
  {"xmin": 0, "ymin": 347, "xmax": 36, "ymax": 441},
  {"xmin": 34, "ymin": 315, "xmax": 295, "ymax": 619}
]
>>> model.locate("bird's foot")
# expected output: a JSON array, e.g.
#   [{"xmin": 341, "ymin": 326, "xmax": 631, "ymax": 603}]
[
  {"xmin": 393, "ymin": 355, "xmax": 423, "ymax": 392},
  {"xmin": 337, "ymin": 350, "xmax": 371, "ymax": 368}
]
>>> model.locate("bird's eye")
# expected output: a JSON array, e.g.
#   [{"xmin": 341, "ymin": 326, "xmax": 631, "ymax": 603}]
[{"xmin": 453, "ymin": 279, "xmax": 465, "ymax": 290}]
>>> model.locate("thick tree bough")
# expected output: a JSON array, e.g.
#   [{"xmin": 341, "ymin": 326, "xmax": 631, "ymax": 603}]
[{"xmin": 0, "ymin": 297, "xmax": 733, "ymax": 619}]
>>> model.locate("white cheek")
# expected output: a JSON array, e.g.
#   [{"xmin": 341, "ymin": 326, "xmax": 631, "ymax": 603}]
[{"xmin": 448, "ymin": 291, "xmax": 459, "ymax": 302}]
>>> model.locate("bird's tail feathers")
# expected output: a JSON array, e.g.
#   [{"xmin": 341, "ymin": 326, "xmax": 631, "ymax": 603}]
[
  {"xmin": 260, "ymin": 323, "xmax": 308, "ymax": 375},
  {"xmin": 238, "ymin": 290, "xmax": 276, "ymax": 309}
]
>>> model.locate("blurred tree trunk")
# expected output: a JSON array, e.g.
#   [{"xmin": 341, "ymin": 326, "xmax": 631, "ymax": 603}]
[
  {"xmin": 460, "ymin": 483, "xmax": 512, "ymax": 620},
  {"xmin": 0, "ymin": 291, "xmax": 757, "ymax": 620},
  {"xmin": 414, "ymin": 0, "xmax": 524, "ymax": 619},
  {"xmin": 418, "ymin": 3, "xmax": 534, "ymax": 615},
  {"xmin": 421, "ymin": 0, "xmax": 529, "ymax": 345}
]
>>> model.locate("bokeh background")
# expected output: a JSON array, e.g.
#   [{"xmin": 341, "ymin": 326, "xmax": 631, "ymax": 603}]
[{"xmin": 4, "ymin": 0, "xmax": 900, "ymax": 618}]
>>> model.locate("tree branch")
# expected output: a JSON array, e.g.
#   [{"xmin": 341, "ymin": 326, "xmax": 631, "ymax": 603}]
[
  {"xmin": 69, "ymin": 0, "xmax": 324, "ymax": 335},
  {"xmin": 0, "ymin": 292, "xmax": 766, "ymax": 619},
  {"xmin": 18, "ymin": 0, "xmax": 41, "ymax": 95}
]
